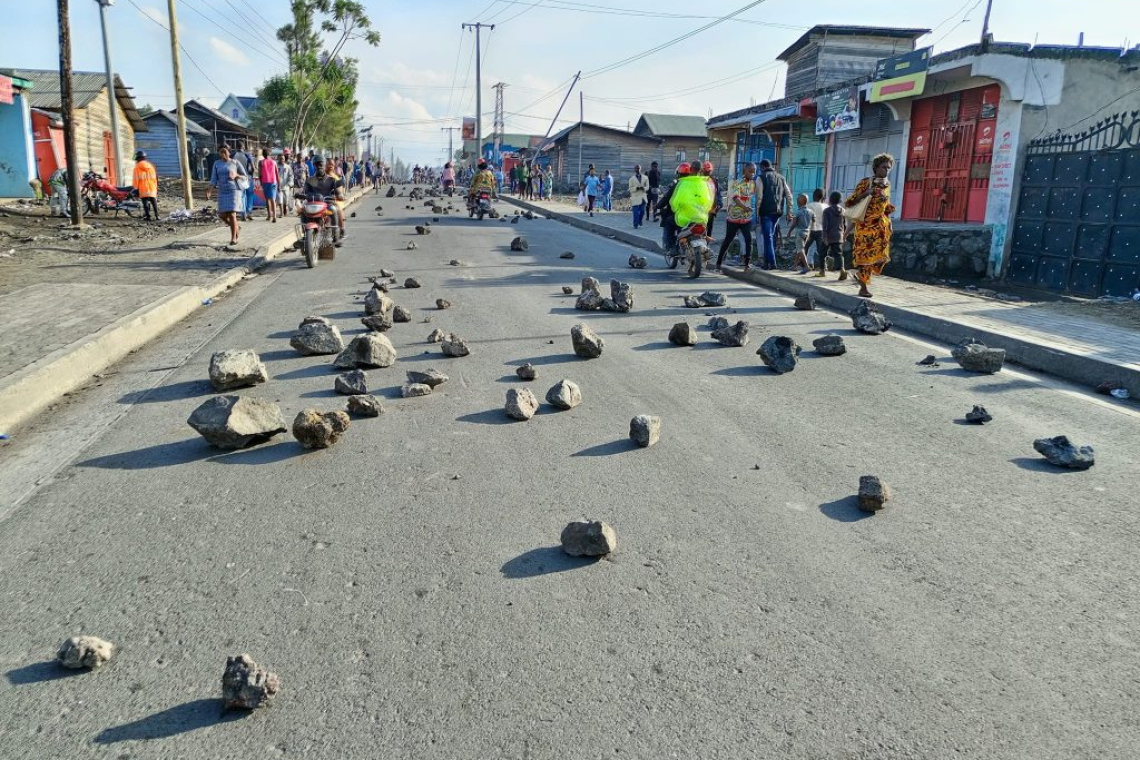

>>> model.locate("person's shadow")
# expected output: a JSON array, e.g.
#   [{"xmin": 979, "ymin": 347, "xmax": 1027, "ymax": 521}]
[{"xmin": 94, "ymin": 699, "xmax": 247, "ymax": 743}]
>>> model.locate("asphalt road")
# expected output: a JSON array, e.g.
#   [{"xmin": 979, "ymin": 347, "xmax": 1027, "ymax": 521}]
[{"xmin": 1, "ymin": 189, "xmax": 1137, "ymax": 760}]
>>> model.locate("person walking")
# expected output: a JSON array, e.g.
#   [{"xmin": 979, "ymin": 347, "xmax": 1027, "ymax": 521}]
[
  {"xmin": 789, "ymin": 194, "xmax": 815, "ymax": 274},
  {"xmin": 276, "ymin": 153, "xmax": 293, "ymax": 217},
  {"xmin": 756, "ymin": 159, "xmax": 793, "ymax": 269},
  {"xmin": 805, "ymin": 188, "xmax": 826, "ymax": 271},
  {"xmin": 544, "ymin": 165, "xmax": 554, "ymax": 200},
  {"xmin": 818, "ymin": 191, "xmax": 848, "ymax": 279},
  {"xmin": 701, "ymin": 161, "xmax": 721, "ymax": 240},
  {"xmin": 628, "ymin": 164, "xmax": 649, "ymax": 228},
  {"xmin": 258, "ymin": 149, "xmax": 279, "ymax": 223},
  {"xmin": 132, "ymin": 150, "xmax": 159, "ymax": 221},
  {"xmin": 48, "ymin": 166, "xmax": 69, "ymax": 218},
  {"xmin": 232, "ymin": 142, "xmax": 256, "ymax": 222},
  {"xmin": 209, "ymin": 145, "xmax": 247, "ymax": 246},
  {"xmin": 582, "ymin": 167, "xmax": 601, "ymax": 216},
  {"xmin": 646, "ymin": 161, "xmax": 661, "ymax": 221},
  {"xmin": 845, "ymin": 153, "xmax": 896, "ymax": 298},
  {"xmin": 520, "ymin": 163, "xmax": 531, "ymax": 200},
  {"xmin": 600, "ymin": 169, "xmax": 615, "ymax": 211},
  {"xmin": 715, "ymin": 162, "xmax": 759, "ymax": 272}
]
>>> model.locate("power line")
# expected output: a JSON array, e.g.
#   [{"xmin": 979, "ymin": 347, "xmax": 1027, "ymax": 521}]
[
  {"xmin": 494, "ymin": 0, "xmax": 550, "ymax": 24},
  {"xmin": 484, "ymin": 0, "xmax": 805, "ymax": 29},
  {"xmin": 181, "ymin": 0, "xmax": 289, "ymax": 66},
  {"xmin": 929, "ymin": 0, "xmax": 986, "ymax": 49},
  {"xmin": 126, "ymin": 0, "xmax": 225, "ymax": 96},
  {"xmin": 221, "ymin": 0, "xmax": 284, "ymax": 55},
  {"xmin": 443, "ymin": 30, "xmax": 467, "ymax": 118},
  {"xmin": 587, "ymin": 60, "xmax": 782, "ymax": 104}
]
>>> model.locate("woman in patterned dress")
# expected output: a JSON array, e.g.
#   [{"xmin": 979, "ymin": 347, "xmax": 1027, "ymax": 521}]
[{"xmin": 845, "ymin": 153, "xmax": 895, "ymax": 298}]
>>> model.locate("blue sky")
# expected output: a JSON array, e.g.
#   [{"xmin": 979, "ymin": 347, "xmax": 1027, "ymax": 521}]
[{"xmin": 8, "ymin": 0, "xmax": 1138, "ymax": 165}]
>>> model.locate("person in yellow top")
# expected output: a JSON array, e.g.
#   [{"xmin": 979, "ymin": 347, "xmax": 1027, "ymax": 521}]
[
  {"xmin": 323, "ymin": 158, "xmax": 347, "ymax": 241},
  {"xmin": 132, "ymin": 150, "xmax": 158, "ymax": 221}
]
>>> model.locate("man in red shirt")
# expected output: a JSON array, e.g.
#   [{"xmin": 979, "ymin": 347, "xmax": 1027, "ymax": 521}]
[{"xmin": 258, "ymin": 149, "xmax": 279, "ymax": 223}]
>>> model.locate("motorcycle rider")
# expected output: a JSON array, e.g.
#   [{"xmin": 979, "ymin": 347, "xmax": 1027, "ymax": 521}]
[
  {"xmin": 298, "ymin": 156, "xmax": 345, "ymax": 244},
  {"xmin": 655, "ymin": 163, "xmax": 691, "ymax": 252},
  {"xmin": 669, "ymin": 162, "xmax": 715, "ymax": 263},
  {"xmin": 322, "ymin": 158, "xmax": 348, "ymax": 241},
  {"xmin": 468, "ymin": 160, "xmax": 498, "ymax": 212}
]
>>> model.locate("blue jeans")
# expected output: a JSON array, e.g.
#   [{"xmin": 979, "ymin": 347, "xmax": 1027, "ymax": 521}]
[
  {"xmin": 632, "ymin": 202, "xmax": 645, "ymax": 228},
  {"xmin": 602, "ymin": 192, "xmax": 613, "ymax": 211},
  {"xmin": 759, "ymin": 213, "xmax": 782, "ymax": 268},
  {"xmin": 243, "ymin": 185, "xmax": 256, "ymax": 217}
]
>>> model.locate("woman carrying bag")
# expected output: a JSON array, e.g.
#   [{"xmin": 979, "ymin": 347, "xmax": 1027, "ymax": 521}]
[{"xmin": 844, "ymin": 153, "xmax": 895, "ymax": 298}]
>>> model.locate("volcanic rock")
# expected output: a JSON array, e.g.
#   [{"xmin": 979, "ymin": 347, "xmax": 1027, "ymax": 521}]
[
  {"xmin": 757, "ymin": 336, "xmax": 801, "ymax": 374},
  {"xmin": 545, "ymin": 379, "xmax": 582, "ymax": 410},
  {"xmin": 293, "ymin": 409, "xmax": 351, "ymax": 449},
  {"xmin": 562, "ymin": 286, "xmax": 574, "ymax": 294},
  {"xmin": 571, "ymin": 323, "xmax": 604, "ymax": 358},
  {"xmin": 1033, "ymin": 435, "xmax": 1095, "ymax": 470},
  {"xmin": 966, "ymin": 404, "xmax": 993, "ymax": 424},
  {"xmin": 858, "ymin": 475, "xmax": 891, "ymax": 512},
  {"xmin": 404, "ymin": 277, "xmax": 422, "ymax": 288},
  {"xmin": 222, "ymin": 654, "xmax": 281, "ymax": 710},
  {"xmin": 793, "ymin": 293, "xmax": 816, "ymax": 310},
  {"xmin": 628, "ymin": 254, "xmax": 648, "ymax": 268},
  {"xmin": 581, "ymin": 276, "xmax": 600, "ymax": 293},
  {"xmin": 953, "ymin": 339, "xmax": 1006, "ymax": 374},
  {"xmin": 850, "ymin": 301, "xmax": 892, "ymax": 334},
  {"xmin": 608, "ymin": 280, "xmax": 634, "ymax": 312},
  {"xmin": 668, "ymin": 322, "xmax": 697, "ymax": 346},
  {"xmin": 510, "ymin": 236, "xmax": 529, "ymax": 251},
  {"xmin": 560, "ymin": 520, "xmax": 617, "ymax": 557},
  {"xmin": 346, "ymin": 394, "xmax": 384, "ymax": 417},
  {"xmin": 708, "ymin": 316, "xmax": 730, "ymax": 330},
  {"xmin": 188, "ymin": 395, "xmax": 287, "ymax": 449},
  {"xmin": 393, "ymin": 305, "xmax": 412, "ymax": 322},
  {"xmin": 516, "ymin": 363, "xmax": 538, "ymax": 381},
  {"xmin": 56, "ymin": 636, "xmax": 115, "ymax": 670},
  {"xmin": 629, "ymin": 414, "xmax": 661, "ymax": 447},
  {"xmin": 334, "ymin": 333, "xmax": 397, "ymax": 368},
  {"xmin": 208, "ymin": 349, "xmax": 268, "ymax": 391},
  {"xmin": 334, "ymin": 369, "xmax": 369, "ymax": 395},
  {"xmin": 559, "ymin": 251, "xmax": 574, "ymax": 259},
  {"xmin": 505, "ymin": 388, "xmax": 539, "ymax": 420},
  {"xmin": 711, "ymin": 320, "xmax": 750, "ymax": 347},
  {"xmin": 813, "ymin": 335, "xmax": 847, "ymax": 356},
  {"xmin": 698, "ymin": 291, "xmax": 728, "ymax": 307},
  {"xmin": 436, "ymin": 299, "xmax": 452, "ymax": 310}
]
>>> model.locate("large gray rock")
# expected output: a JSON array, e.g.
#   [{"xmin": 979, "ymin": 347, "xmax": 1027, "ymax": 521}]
[
  {"xmin": 608, "ymin": 280, "xmax": 634, "ymax": 313},
  {"xmin": 361, "ymin": 314, "xmax": 393, "ymax": 332},
  {"xmin": 581, "ymin": 276, "xmax": 600, "ymax": 293},
  {"xmin": 393, "ymin": 305, "xmax": 413, "ymax": 323},
  {"xmin": 793, "ymin": 293, "xmax": 817, "ymax": 311},
  {"xmin": 966, "ymin": 404, "xmax": 992, "ymax": 424},
  {"xmin": 441, "ymin": 334, "xmax": 470, "ymax": 357},
  {"xmin": 291, "ymin": 322, "xmax": 344, "ymax": 355},
  {"xmin": 953, "ymin": 339, "xmax": 1006, "ymax": 373},
  {"xmin": 222, "ymin": 654, "xmax": 281, "ymax": 710},
  {"xmin": 683, "ymin": 296, "xmax": 703, "ymax": 309},
  {"xmin": 505, "ymin": 388, "xmax": 539, "ymax": 420},
  {"xmin": 708, "ymin": 316, "xmax": 730, "ymax": 331},
  {"xmin": 516, "ymin": 363, "xmax": 538, "ymax": 381},
  {"xmin": 209, "ymin": 349, "xmax": 268, "ymax": 391},
  {"xmin": 560, "ymin": 520, "xmax": 617, "ymax": 557},
  {"xmin": 850, "ymin": 301, "xmax": 892, "ymax": 334},
  {"xmin": 668, "ymin": 322, "xmax": 696, "ymax": 346},
  {"xmin": 334, "ymin": 369, "xmax": 369, "ymax": 395},
  {"xmin": 757, "ymin": 336, "xmax": 801, "ymax": 373},
  {"xmin": 711, "ymin": 320, "xmax": 750, "ymax": 347},
  {"xmin": 698, "ymin": 291, "xmax": 727, "ymax": 307},
  {"xmin": 858, "ymin": 475, "xmax": 892, "ymax": 512},
  {"xmin": 404, "ymin": 277, "xmax": 422, "ymax": 289},
  {"xmin": 628, "ymin": 254, "xmax": 648, "ymax": 269},
  {"xmin": 402, "ymin": 383, "xmax": 433, "ymax": 398},
  {"xmin": 629, "ymin": 414, "xmax": 661, "ymax": 447},
  {"xmin": 293, "ymin": 409, "xmax": 351, "ymax": 449},
  {"xmin": 576, "ymin": 287, "xmax": 604, "ymax": 311},
  {"xmin": 299, "ymin": 315, "xmax": 332, "ymax": 328},
  {"xmin": 510, "ymin": 236, "xmax": 529, "ymax": 251},
  {"xmin": 1033, "ymin": 435, "xmax": 1095, "ymax": 470},
  {"xmin": 56, "ymin": 635, "xmax": 115, "ymax": 670},
  {"xmin": 813, "ymin": 335, "xmax": 847, "ymax": 356},
  {"xmin": 334, "ymin": 333, "xmax": 397, "ymax": 368},
  {"xmin": 545, "ymin": 379, "xmax": 582, "ymax": 410},
  {"xmin": 571, "ymin": 323, "xmax": 604, "ymax": 358},
  {"xmin": 364, "ymin": 288, "xmax": 393, "ymax": 317},
  {"xmin": 346, "ymin": 394, "xmax": 384, "ymax": 417},
  {"xmin": 188, "ymin": 395, "xmax": 287, "ymax": 449},
  {"xmin": 406, "ymin": 368, "xmax": 449, "ymax": 388}
]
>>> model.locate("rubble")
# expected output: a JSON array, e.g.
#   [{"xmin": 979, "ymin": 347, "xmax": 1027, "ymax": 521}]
[
  {"xmin": 858, "ymin": 475, "xmax": 891, "ymax": 512},
  {"xmin": 209, "ymin": 349, "xmax": 269, "ymax": 391},
  {"xmin": 812, "ymin": 335, "xmax": 847, "ymax": 356},
  {"xmin": 628, "ymin": 254, "xmax": 648, "ymax": 268},
  {"xmin": 334, "ymin": 333, "xmax": 397, "ymax": 369},
  {"xmin": 346, "ymin": 394, "xmax": 384, "ymax": 417},
  {"xmin": 757, "ymin": 336, "xmax": 801, "ymax": 373},
  {"xmin": 917, "ymin": 354, "xmax": 939, "ymax": 366},
  {"xmin": 291, "ymin": 322, "xmax": 344, "ymax": 355},
  {"xmin": 510, "ymin": 236, "xmax": 529, "ymax": 251},
  {"xmin": 393, "ymin": 305, "xmax": 412, "ymax": 322},
  {"xmin": 516, "ymin": 363, "xmax": 538, "ymax": 381},
  {"xmin": 711, "ymin": 320, "xmax": 750, "ymax": 347},
  {"xmin": 56, "ymin": 635, "xmax": 115, "ymax": 670},
  {"xmin": 793, "ymin": 294, "xmax": 817, "ymax": 310},
  {"xmin": 562, "ymin": 286, "xmax": 574, "ymax": 294},
  {"xmin": 952, "ymin": 339, "xmax": 1006, "ymax": 374},
  {"xmin": 850, "ymin": 301, "xmax": 892, "ymax": 334},
  {"xmin": 334, "ymin": 369, "xmax": 369, "ymax": 395},
  {"xmin": 668, "ymin": 322, "xmax": 697, "ymax": 346},
  {"xmin": 188, "ymin": 396, "xmax": 287, "ymax": 449},
  {"xmin": 406, "ymin": 368, "xmax": 448, "ymax": 388},
  {"xmin": 571, "ymin": 323, "xmax": 604, "ymax": 358},
  {"xmin": 698, "ymin": 292, "xmax": 728, "ymax": 307},
  {"xmin": 379, "ymin": 268, "xmax": 395, "ymax": 278},
  {"xmin": 299, "ymin": 315, "xmax": 332, "ymax": 327},
  {"xmin": 966, "ymin": 404, "xmax": 992, "ymax": 424},
  {"xmin": 576, "ymin": 284, "xmax": 605, "ymax": 311},
  {"xmin": 293, "ymin": 409, "xmax": 351, "ymax": 449},
  {"xmin": 402, "ymin": 383, "xmax": 433, "ymax": 397},
  {"xmin": 436, "ymin": 299, "xmax": 452, "ymax": 310},
  {"xmin": 683, "ymin": 296, "xmax": 702, "ymax": 308},
  {"xmin": 1033, "ymin": 435, "xmax": 1095, "ymax": 470},
  {"xmin": 545, "ymin": 379, "xmax": 582, "ymax": 410},
  {"xmin": 222, "ymin": 654, "xmax": 281, "ymax": 710},
  {"xmin": 364, "ymin": 289, "xmax": 394, "ymax": 317},
  {"xmin": 449, "ymin": 259, "xmax": 463, "ymax": 266},
  {"xmin": 560, "ymin": 520, "xmax": 617, "ymax": 557},
  {"xmin": 404, "ymin": 277, "xmax": 422, "ymax": 289},
  {"xmin": 428, "ymin": 328, "xmax": 446, "ymax": 343},
  {"xmin": 406, "ymin": 241, "xmax": 418, "ymax": 250},
  {"xmin": 708, "ymin": 316, "xmax": 730, "ymax": 331},
  {"xmin": 607, "ymin": 280, "xmax": 634, "ymax": 313},
  {"xmin": 559, "ymin": 251, "xmax": 575, "ymax": 259},
  {"xmin": 505, "ymin": 388, "xmax": 539, "ymax": 420},
  {"xmin": 629, "ymin": 414, "xmax": 661, "ymax": 447},
  {"xmin": 441, "ymin": 334, "xmax": 471, "ymax": 357},
  {"xmin": 361, "ymin": 314, "xmax": 393, "ymax": 332},
  {"xmin": 581, "ymin": 276, "xmax": 600, "ymax": 293}
]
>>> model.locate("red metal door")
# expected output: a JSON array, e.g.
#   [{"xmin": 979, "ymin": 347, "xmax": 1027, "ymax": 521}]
[
  {"xmin": 902, "ymin": 85, "xmax": 999, "ymax": 223},
  {"xmin": 102, "ymin": 131, "xmax": 117, "ymax": 185}
]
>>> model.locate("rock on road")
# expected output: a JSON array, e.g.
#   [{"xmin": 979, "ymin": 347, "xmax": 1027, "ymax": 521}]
[{"xmin": 0, "ymin": 190, "xmax": 1137, "ymax": 760}]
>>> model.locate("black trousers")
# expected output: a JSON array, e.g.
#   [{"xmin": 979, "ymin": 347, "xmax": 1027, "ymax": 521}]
[
  {"xmin": 717, "ymin": 222, "xmax": 753, "ymax": 268},
  {"xmin": 142, "ymin": 197, "xmax": 158, "ymax": 220},
  {"xmin": 820, "ymin": 241, "xmax": 845, "ymax": 274}
]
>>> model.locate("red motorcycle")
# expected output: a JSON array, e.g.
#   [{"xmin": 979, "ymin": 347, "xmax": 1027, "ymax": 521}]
[
  {"xmin": 294, "ymin": 194, "xmax": 341, "ymax": 268},
  {"xmin": 81, "ymin": 171, "xmax": 140, "ymax": 216}
]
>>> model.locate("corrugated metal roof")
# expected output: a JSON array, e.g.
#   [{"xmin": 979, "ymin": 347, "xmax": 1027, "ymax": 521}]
[
  {"xmin": 0, "ymin": 68, "xmax": 148, "ymax": 132},
  {"xmin": 776, "ymin": 25, "xmax": 930, "ymax": 61},
  {"xmin": 635, "ymin": 113, "xmax": 707, "ymax": 138},
  {"xmin": 142, "ymin": 109, "xmax": 211, "ymax": 136}
]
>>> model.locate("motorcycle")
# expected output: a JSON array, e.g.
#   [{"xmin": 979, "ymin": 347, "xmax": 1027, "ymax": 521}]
[
  {"xmin": 294, "ymin": 194, "xmax": 341, "ymax": 269},
  {"xmin": 81, "ymin": 171, "xmax": 140, "ymax": 216},
  {"xmin": 468, "ymin": 190, "xmax": 494, "ymax": 220},
  {"xmin": 666, "ymin": 222, "xmax": 711, "ymax": 278}
]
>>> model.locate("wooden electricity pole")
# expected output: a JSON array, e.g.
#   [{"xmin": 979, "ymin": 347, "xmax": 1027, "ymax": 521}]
[
  {"xmin": 56, "ymin": 0, "xmax": 83, "ymax": 225},
  {"xmin": 167, "ymin": 0, "xmax": 195, "ymax": 209}
]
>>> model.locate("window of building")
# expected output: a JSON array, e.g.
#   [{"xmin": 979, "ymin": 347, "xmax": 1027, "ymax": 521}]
[
  {"xmin": 232, "ymin": 108, "xmax": 240, "ymax": 119},
  {"xmin": 675, "ymin": 148, "xmax": 687, "ymax": 162}
]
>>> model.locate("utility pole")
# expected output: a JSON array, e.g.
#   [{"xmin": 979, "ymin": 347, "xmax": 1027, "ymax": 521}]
[
  {"xmin": 543, "ymin": 71, "xmax": 580, "ymax": 140},
  {"xmin": 577, "ymin": 91, "xmax": 584, "ymax": 183},
  {"xmin": 166, "ymin": 0, "xmax": 194, "ymax": 210},
  {"xmin": 95, "ymin": 0, "xmax": 123, "ymax": 185},
  {"xmin": 980, "ymin": 0, "xmax": 995, "ymax": 51},
  {"xmin": 461, "ymin": 22, "xmax": 495, "ymax": 159},
  {"xmin": 440, "ymin": 126, "xmax": 460, "ymax": 162},
  {"xmin": 57, "ymin": 0, "xmax": 83, "ymax": 226},
  {"xmin": 492, "ymin": 82, "xmax": 507, "ymax": 167}
]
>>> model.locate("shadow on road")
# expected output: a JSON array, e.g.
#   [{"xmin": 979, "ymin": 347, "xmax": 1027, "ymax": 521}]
[
  {"xmin": 1009, "ymin": 457, "xmax": 1086, "ymax": 474},
  {"xmin": 77, "ymin": 438, "xmax": 212, "ymax": 469},
  {"xmin": 572, "ymin": 439, "xmax": 638, "ymax": 457},
  {"xmin": 630, "ymin": 341, "xmax": 676, "ymax": 352},
  {"xmin": 94, "ymin": 699, "xmax": 246, "ymax": 743},
  {"xmin": 5, "ymin": 661, "xmax": 84, "ymax": 685},
  {"xmin": 456, "ymin": 409, "xmax": 515, "ymax": 425},
  {"xmin": 212, "ymin": 441, "xmax": 308, "ymax": 465},
  {"xmin": 501, "ymin": 546, "xmax": 599, "ymax": 578},
  {"xmin": 819, "ymin": 496, "xmax": 873, "ymax": 522},
  {"xmin": 508, "ymin": 353, "xmax": 581, "ymax": 367},
  {"xmin": 711, "ymin": 366, "xmax": 765, "ymax": 377},
  {"xmin": 275, "ymin": 364, "xmax": 334, "ymax": 380},
  {"xmin": 118, "ymin": 379, "xmax": 215, "ymax": 405}
]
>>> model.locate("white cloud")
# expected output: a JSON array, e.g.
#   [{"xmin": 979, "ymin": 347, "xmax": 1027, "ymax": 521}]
[
  {"xmin": 136, "ymin": 3, "xmax": 168, "ymax": 27},
  {"xmin": 209, "ymin": 36, "xmax": 250, "ymax": 67}
]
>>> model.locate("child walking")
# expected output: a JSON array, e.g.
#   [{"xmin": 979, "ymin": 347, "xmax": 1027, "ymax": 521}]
[
  {"xmin": 789, "ymin": 194, "xmax": 815, "ymax": 274},
  {"xmin": 818, "ymin": 191, "xmax": 849, "ymax": 280}
]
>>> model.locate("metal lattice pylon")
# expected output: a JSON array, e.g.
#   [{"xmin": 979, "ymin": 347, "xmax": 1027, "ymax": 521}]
[{"xmin": 492, "ymin": 82, "xmax": 507, "ymax": 165}]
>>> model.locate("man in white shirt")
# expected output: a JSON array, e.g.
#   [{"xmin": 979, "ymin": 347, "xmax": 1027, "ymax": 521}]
[
  {"xmin": 805, "ymin": 188, "xmax": 827, "ymax": 270},
  {"xmin": 628, "ymin": 165, "xmax": 650, "ymax": 228}
]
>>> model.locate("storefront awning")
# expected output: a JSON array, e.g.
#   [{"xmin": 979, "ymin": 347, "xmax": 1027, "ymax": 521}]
[{"xmin": 749, "ymin": 105, "xmax": 799, "ymax": 128}]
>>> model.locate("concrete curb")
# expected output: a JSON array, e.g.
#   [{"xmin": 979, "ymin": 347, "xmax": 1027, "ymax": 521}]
[
  {"xmin": 505, "ymin": 197, "xmax": 1137, "ymax": 397},
  {"xmin": 0, "ymin": 189, "xmax": 367, "ymax": 435}
]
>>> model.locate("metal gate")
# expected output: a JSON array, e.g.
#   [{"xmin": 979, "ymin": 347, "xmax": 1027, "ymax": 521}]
[
  {"xmin": 786, "ymin": 122, "xmax": 826, "ymax": 201},
  {"xmin": 734, "ymin": 131, "xmax": 776, "ymax": 179},
  {"xmin": 1007, "ymin": 110, "xmax": 1140, "ymax": 297}
]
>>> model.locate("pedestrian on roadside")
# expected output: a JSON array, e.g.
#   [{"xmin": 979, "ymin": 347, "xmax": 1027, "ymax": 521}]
[
  {"xmin": 232, "ymin": 142, "xmax": 256, "ymax": 221},
  {"xmin": 520, "ymin": 162, "xmax": 531, "ymax": 200},
  {"xmin": 582, "ymin": 166, "xmax": 601, "ymax": 216},
  {"xmin": 601, "ymin": 169, "xmax": 614, "ymax": 211},
  {"xmin": 628, "ymin": 164, "xmax": 649, "ymax": 228},
  {"xmin": 258, "ymin": 149, "xmax": 279, "ymax": 223},
  {"xmin": 48, "ymin": 167, "xmax": 69, "ymax": 218},
  {"xmin": 209, "ymin": 145, "xmax": 246, "ymax": 246},
  {"xmin": 846, "ymin": 153, "xmax": 896, "ymax": 298},
  {"xmin": 756, "ymin": 158, "xmax": 793, "ymax": 269},
  {"xmin": 789, "ymin": 193, "xmax": 815, "ymax": 274},
  {"xmin": 805, "ymin": 188, "xmax": 827, "ymax": 271},
  {"xmin": 195, "ymin": 148, "xmax": 207, "ymax": 181},
  {"xmin": 715, "ymin": 162, "xmax": 759, "ymax": 272},
  {"xmin": 544, "ymin": 165, "xmax": 554, "ymax": 199},
  {"xmin": 276, "ymin": 152, "xmax": 293, "ymax": 218},
  {"xmin": 701, "ymin": 161, "xmax": 721, "ymax": 240},
  {"xmin": 647, "ymin": 161, "xmax": 661, "ymax": 221},
  {"xmin": 132, "ymin": 150, "xmax": 159, "ymax": 221},
  {"xmin": 819, "ymin": 190, "xmax": 848, "ymax": 279}
]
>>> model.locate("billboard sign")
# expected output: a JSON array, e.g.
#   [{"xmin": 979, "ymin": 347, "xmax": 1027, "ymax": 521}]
[
  {"xmin": 869, "ymin": 47, "xmax": 931, "ymax": 103},
  {"xmin": 0, "ymin": 75, "xmax": 13, "ymax": 105},
  {"xmin": 461, "ymin": 117, "xmax": 476, "ymax": 140},
  {"xmin": 815, "ymin": 87, "xmax": 860, "ymax": 135}
]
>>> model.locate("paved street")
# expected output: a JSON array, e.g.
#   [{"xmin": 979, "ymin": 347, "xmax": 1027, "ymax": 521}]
[{"xmin": 1, "ymin": 194, "xmax": 1138, "ymax": 759}]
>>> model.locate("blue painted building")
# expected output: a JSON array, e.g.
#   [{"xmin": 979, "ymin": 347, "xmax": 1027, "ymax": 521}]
[
  {"xmin": 135, "ymin": 110, "xmax": 210, "ymax": 178},
  {"xmin": 0, "ymin": 73, "xmax": 36, "ymax": 197}
]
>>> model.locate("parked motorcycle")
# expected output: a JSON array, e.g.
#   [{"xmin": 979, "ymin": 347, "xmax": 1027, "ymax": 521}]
[
  {"xmin": 81, "ymin": 171, "xmax": 140, "ymax": 216},
  {"xmin": 666, "ymin": 222, "xmax": 711, "ymax": 278},
  {"xmin": 294, "ymin": 194, "xmax": 340, "ymax": 268},
  {"xmin": 467, "ymin": 190, "xmax": 494, "ymax": 220}
]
